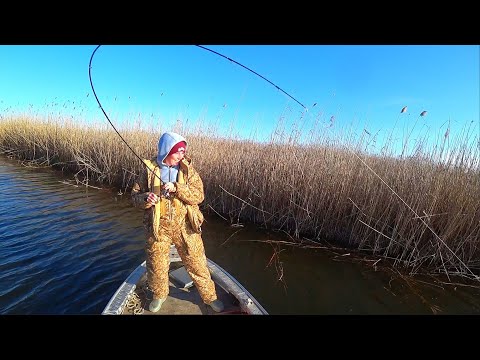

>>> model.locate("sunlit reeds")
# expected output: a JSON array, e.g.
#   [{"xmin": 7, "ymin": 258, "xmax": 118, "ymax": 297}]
[{"xmin": 0, "ymin": 110, "xmax": 478, "ymax": 280}]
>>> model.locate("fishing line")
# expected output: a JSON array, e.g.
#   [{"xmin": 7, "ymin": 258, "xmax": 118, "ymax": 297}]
[{"xmin": 88, "ymin": 45, "xmax": 475, "ymax": 279}]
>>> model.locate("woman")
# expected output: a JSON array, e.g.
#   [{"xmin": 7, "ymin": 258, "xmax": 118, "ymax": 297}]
[{"xmin": 131, "ymin": 131, "xmax": 223, "ymax": 313}]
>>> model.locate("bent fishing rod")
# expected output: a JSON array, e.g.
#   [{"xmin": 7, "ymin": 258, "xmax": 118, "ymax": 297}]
[
  {"xmin": 88, "ymin": 45, "xmax": 474, "ymax": 278},
  {"xmin": 87, "ymin": 44, "xmax": 306, "ymax": 189}
]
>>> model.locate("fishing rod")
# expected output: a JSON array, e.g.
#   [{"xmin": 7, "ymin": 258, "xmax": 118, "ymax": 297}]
[
  {"xmin": 88, "ymin": 45, "xmax": 146, "ymax": 168},
  {"xmin": 88, "ymin": 45, "xmax": 475, "ymax": 279},
  {"xmin": 88, "ymin": 45, "xmax": 168, "ymax": 197}
]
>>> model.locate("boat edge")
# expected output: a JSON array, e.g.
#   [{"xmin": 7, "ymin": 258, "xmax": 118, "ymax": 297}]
[{"xmin": 102, "ymin": 261, "xmax": 146, "ymax": 315}]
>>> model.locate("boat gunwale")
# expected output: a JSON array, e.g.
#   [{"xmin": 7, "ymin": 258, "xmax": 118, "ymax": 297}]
[
  {"xmin": 102, "ymin": 261, "xmax": 146, "ymax": 315},
  {"xmin": 206, "ymin": 259, "xmax": 268, "ymax": 315}
]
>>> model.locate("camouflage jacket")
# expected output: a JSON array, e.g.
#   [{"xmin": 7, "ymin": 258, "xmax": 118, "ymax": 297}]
[{"xmin": 131, "ymin": 156, "xmax": 205, "ymax": 235}]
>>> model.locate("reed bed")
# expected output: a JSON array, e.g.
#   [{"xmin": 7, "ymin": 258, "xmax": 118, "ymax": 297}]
[{"xmin": 1, "ymin": 113, "xmax": 479, "ymax": 281}]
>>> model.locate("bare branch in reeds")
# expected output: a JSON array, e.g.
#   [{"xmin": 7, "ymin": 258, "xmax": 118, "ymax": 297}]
[
  {"xmin": 219, "ymin": 184, "xmax": 272, "ymax": 216},
  {"xmin": 220, "ymin": 228, "xmax": 244, "ymax": 246},
  {"xmin": 207, "ymin": 204, "xmax": 228, "ymax": 222}
]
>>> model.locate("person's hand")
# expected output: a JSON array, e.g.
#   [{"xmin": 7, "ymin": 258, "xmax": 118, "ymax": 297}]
[
  {"xmin": 146, "ymin": 192, "xmax": 159, "ymax": 205},
  {"xmin": 163, "ymin": 182, "xmax": 176, "ymax": 193}
]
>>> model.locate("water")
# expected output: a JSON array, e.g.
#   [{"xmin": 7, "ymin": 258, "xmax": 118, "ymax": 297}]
[
  {"xmin": 1, "ymin": 156, "xmax": 479, "ymax": 315},
  {"xmin": 0, "ymin": 158, "xmax": 146, "ymax": 314}
]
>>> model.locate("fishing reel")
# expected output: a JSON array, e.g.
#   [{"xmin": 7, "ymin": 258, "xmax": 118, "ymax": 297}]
[{"xmin": 161, "ymin": 188, "xmax": 171, "ymax": 199}]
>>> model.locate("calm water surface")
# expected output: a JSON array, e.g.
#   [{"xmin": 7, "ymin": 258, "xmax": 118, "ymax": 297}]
[{"xmin": 1, "ymin": 156, "xmax": 479, "ymax": 315}]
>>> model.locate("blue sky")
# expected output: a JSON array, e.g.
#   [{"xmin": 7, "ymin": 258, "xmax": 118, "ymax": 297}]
[{"xmin": 0, "ymin": 45, "xmax": 478, "ymax": 156}]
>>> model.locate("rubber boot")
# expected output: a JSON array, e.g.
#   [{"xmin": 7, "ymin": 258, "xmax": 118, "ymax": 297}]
[
  {"xmin": 149, "ymin": 298, "xmax": 166, "ymax": 313},
  {"xmin": 207, "ymin": 299, "xmax": 224, "ymax": 313}
]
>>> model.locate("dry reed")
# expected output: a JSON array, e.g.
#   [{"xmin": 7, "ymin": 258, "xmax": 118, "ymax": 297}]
[{"xmin": 0, "ymin": 112, "xmax": 479, "ymax": 281}]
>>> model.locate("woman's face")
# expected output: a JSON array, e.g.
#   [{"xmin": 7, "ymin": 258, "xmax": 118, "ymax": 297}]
[{"xmin": 165, "ymin": 150, "xmax": 185, "ymax": 166}]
